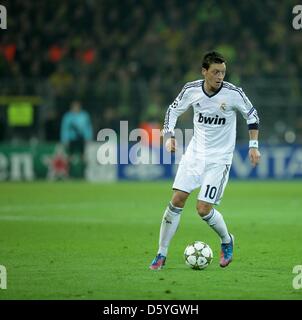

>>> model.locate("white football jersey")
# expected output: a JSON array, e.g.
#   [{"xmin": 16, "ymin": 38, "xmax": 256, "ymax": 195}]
[{"xmin": 163, "ymin": 80, "xmax": 259, "ymax": 164}]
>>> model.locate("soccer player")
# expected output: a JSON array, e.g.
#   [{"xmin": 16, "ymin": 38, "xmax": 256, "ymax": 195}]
[
  {"xmin": 149, "ymin": 51, "xmax": 261, "ymax": 270},
  {"xmin": 60, "ymin": 100, "xmax": 93, "ymax": 177}
]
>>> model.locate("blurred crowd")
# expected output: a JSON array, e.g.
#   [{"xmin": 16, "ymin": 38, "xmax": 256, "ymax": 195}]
[{"xmin": 0, "ymin": 0, "xmax": 301, "ymax": 142}]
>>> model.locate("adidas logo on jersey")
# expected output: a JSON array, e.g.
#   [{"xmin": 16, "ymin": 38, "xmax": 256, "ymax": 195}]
[{"xmin": 197, "ymin": 113, "xmax": 226, "ymax": 125}]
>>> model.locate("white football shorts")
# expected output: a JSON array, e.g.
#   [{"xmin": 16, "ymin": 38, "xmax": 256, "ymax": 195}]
[{"xmin": 172, "ymin": 156, "xmax": 231, "ymax": 205}]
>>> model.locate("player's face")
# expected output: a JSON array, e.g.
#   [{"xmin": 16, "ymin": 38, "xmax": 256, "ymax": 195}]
[{"xmin": 202, "ymin": 63, "xmax": 226, "ymax": 91}]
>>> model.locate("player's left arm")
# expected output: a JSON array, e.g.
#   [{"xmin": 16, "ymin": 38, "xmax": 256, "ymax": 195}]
[
  {"xmin": 248, "ymin": 129, "xmax": 261, "ymax": 167},
  {"xmin": 235, "ymin": 88, "xmax": 261, "ymax": 167}
]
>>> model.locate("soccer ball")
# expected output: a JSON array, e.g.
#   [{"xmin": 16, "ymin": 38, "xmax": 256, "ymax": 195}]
[{"xmin": 184, "ymin": 241, "xmax": 213, "ymax": 270}]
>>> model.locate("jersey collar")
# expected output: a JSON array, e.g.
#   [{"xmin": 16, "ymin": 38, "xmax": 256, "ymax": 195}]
[{"xmin": 202, "ymin": 80, "xmax": 223, "ymax": 98}]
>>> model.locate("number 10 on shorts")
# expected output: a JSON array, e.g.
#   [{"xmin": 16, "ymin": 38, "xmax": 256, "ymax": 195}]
[{"xmin": 204, "ymin": 185, "xmax": 217, "ymax": 200}]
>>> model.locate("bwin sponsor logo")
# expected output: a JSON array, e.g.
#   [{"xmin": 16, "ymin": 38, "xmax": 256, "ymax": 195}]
[{"xmin": 198, "ymin": 113, "xmax": 226, "ymax": 125}]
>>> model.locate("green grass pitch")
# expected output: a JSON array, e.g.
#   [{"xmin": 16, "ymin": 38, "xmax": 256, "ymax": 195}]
[{"xmin": 0, "ymin": 180, "xmax": 302, "ymax": 300}]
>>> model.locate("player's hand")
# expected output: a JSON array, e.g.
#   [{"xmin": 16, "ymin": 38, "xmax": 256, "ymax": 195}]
[
  {"xmin": 165, "ymin": 137, "xmax": 177, "ymax": 152},
  {"xmin": 249, "ymin": 148, "xmax": 261, "ymax": 167}
]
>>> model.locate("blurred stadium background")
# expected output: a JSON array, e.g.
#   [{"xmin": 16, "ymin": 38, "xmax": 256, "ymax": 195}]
[
  {"xmin": 0, "ymin": 0, "xmax": 301, "ymax": 181},
  {"xmin": 1, "ymin": 0, "xmax": 302, "ymax": 301}
]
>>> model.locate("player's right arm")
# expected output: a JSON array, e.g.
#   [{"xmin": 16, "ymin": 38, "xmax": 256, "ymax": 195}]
[{"xmin": 162, "ymin": 83, "xmax": 194, "ymax": 152}]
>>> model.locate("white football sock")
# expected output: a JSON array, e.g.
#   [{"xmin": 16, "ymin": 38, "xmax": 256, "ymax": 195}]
[
  {"xmin": 202, "ymin": 208, "xmax": 231, "ymax": 244},
  {"xmin": 158, "ymin": 202, "xmax": 183, "ymax": 256}
]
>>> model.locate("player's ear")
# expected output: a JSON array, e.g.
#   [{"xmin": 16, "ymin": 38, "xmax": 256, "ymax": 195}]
[{"xmin": 201, "ymin": 68, "xmax": 207, "ymax": 77}]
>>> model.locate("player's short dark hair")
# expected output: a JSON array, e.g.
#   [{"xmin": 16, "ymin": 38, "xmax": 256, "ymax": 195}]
[{"xmin": 202, "ymin": 51, "xmax": 226, "ymax": 70}]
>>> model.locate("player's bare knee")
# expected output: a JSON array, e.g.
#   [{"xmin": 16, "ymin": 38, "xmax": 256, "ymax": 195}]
[
  {"xmin": 171, "ymin": 196, "xmax": 186, "ymax": 208},
  {"xmin": 171, "ymin": 190, "xmax": 189, "ymax": 208},
  {"xmin": 196, "ymin": 201, "xmax": 213, "ymax": 217}
]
